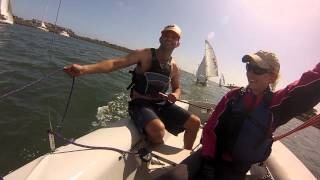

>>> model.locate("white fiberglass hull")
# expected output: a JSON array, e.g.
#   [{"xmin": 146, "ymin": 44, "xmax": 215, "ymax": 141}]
[
  {"xmin": 5, "ymin": 118, "xmax": 203, "ymax": 180},
  {"xmin": 4, "ymin": 101, "xmax": 316, "ymax": 180}
]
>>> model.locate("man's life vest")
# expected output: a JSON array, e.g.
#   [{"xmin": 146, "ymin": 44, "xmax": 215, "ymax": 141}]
[
  {"xmin": 127, "ymin": 48, "xmax": 171, "ymax": 97},
  {"xmin": 214, "ymin": 88, "xmax": 274, "ymax": 163}
]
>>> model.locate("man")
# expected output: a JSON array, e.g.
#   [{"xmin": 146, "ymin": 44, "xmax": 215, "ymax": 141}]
[{"xmin": 64, "ymin": 24, "xmax": 201, "ymax": 150}]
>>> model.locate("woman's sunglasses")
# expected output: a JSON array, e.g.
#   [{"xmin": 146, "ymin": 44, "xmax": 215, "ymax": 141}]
[{"xmin": 246, "ymin": 63, "xmax": 271, "ymax": 75}]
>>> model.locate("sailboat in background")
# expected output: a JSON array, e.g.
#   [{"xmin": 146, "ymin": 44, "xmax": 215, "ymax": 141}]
[
  {"xmin": 37, "ymin": 1, "xmax": 49, "ymax": 32},
  {"xmin": 38, "ymin": 22, "xmax": 49, "ymax": 32},
  {"xmin": 219, "ymin": 73, "xmax": 225, "ymax": 87},
  {"xmin": 0, "ymin": 0, "xmax": 14, "ymax": 24},
  {"xmin": 59, "ymin": 30, "xmax": 70, "ymax": 37},
  {"xmin": 195, "ymin": 40, "xmax": 218, "ymax": 86}
]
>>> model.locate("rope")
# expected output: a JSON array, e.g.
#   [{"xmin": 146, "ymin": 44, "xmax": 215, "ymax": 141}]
[
  {"xmin": 273, "ymin": 114, "xmax": 320, "ymax": 141},
  {"xmin": 159, "ymin": 92, "xmax": 215, "ymax": 111},
  {"xmin": 47, "ymin": 0, "xmax": 69, "ymax": 132},
  {"xmin": 48, "ymin": 130, "xmax": 137, "ymax": 155},
  {"xmin": 56, "ymin": 77, "xmax": 75, "ymax": 132},
  {"xmin": 0, "ymin": 68, "xmax": 63, "ymax": 100},
  {"xmin": 48, "ymin": 130, "xmax": 175, "ymax": 166},
  {"xmin": 54, "ymin": 0, "xmax": 62, "ymax": 26},
  {"xmin": 48, "ymin": 0, "xmax": 62, "ymax": 52},
  {"xmin": 0, "ymin": 66, "xmax": 73, "ymax": 132},
  {"xmin": 177, "ymin": 99, "xmax": 215, "ymax": 111}
]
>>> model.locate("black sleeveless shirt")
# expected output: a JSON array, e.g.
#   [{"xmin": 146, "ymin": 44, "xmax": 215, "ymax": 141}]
[{"xmin": 127, "ymin": 48, "xmax": 171, "ymax": 97}]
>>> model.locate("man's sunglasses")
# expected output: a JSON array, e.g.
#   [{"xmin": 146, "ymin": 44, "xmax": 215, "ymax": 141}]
[{"xmin": 246, "ymin": 63, "xmax": 271, "ymax": 75}]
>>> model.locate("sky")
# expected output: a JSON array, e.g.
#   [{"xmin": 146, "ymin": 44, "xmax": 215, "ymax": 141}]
[{"xmin": 10, "ymin": 0, "xmax": 320, "ymax": 90}]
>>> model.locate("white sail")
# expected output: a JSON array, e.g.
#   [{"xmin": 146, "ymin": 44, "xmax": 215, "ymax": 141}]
[
  {"xmin": 195, "ymin": 56, "xmax": 207, "ymax": 83},
  {"xmin": 204, "ymin": 40, "xmax": 218, "ymax": 77},
  {"xmin": 41, "ymin": 22, "xmax": 47, "ymax": 28},
  {"xmin": 60, "ymin": 30, "xmax": 70, "ymax": 37},
  {"xmin": 38, "ymin": 21, "xmax": 49, "ymax": 31},
  {"xmin": 0, "ymin": 0, "xmax": 14, "ymax": 24},
  {"xmin": 219, "ymin": 73, "xmax": 225, "ymax": 87},
  {"xmin": 196, "ymin": 40, "xmax": 219, "ymax": 85}
]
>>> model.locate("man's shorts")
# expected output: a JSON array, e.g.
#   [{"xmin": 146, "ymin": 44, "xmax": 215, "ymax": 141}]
[{"xmin": 128, "ymin": 99, "xmax": 191, "ymax": 136}]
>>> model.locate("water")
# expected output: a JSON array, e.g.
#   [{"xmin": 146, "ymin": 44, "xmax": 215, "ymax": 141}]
[{"xmin": 0, "ymin": 24, "xmax": 319, "ymax": 178}]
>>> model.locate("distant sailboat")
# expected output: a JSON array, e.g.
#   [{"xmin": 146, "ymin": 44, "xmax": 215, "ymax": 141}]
[
  {"xmin": 59, "ymin": 30, "xmax": 70, "ymax": 37},
  {"xmin": 38, "ymin": 22, "xmax": 49, "ymax": 32},
  {"xmin": 0, "ymin": 0, "xmax": 14, "ymax": 24},
  {"xmin": 38, "ymin": 1, "xmax": 49, "ymax": 32},
  {"xmin": 219, "ymin": 73, "xmax": 225, "ymax": 87},
  {"xmin": 195, "ymin": 40, "xmax": 218, "ymax": 86}
]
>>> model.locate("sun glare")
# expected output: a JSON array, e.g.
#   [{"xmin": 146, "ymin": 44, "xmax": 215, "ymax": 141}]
[{"xmin": 242, "ymin": 0, "xmax": 320, "ymax": 26}]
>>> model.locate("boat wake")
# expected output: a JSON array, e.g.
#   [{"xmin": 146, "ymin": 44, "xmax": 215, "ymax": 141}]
[{"xmin": 93, "ymin": 93, "xmax": 129, "ymax": 127}]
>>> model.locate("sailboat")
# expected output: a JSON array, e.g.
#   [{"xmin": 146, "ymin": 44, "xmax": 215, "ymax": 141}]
[
  {"xmin": 37, "ymin": 1, "xmax": 49, "ymax": 32},
  {"xmin": 219, "ymin": 73, "xmax": 225, "ymax": 87},
  {"xmin": 195, "ymin": 40, "xmax": 218, "ymax": 86},
  {"xmin": 0, "ymin": 0, "xmax": 14, "ymax": 24},
  {"xmin": 38, "ymin": 22, "xmax": 49, "ymax": 32},
  {"xmin": 59, "ymin": 30, "xmax": 70, "ymax": 37}
]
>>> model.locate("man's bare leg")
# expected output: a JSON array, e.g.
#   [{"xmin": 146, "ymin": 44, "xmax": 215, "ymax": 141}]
[
  {"xmin": 183, "ymin": 115, "xmax": 201, "ymax": 150},
  {"xmin": 144, "ymin": 118, "xmax": 165, "ymax": 145}
]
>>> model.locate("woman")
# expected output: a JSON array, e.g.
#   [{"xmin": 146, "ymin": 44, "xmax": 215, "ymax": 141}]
[{"xmin": 158, "ymin": 50, "xmax": 320, "ymax": 180}]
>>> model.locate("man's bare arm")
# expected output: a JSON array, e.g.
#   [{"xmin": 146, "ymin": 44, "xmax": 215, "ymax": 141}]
[{"xmin": 64, "ymin": 49, "xmax": 147, "ymax": 77}]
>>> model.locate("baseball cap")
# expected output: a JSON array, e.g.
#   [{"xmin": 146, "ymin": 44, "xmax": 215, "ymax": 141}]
[
  {"xmin": 161, "ymin": 24, "xmax": 182, "ymax": 38},
  {"xmin": 242, "ymin": 50, "xmax": 280, "ymax": 74}
]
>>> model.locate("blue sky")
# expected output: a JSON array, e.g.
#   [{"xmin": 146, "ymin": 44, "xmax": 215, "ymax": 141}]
[{"xmin": 11, "ymin": 0, "xmax": 320, "ymax": 89}]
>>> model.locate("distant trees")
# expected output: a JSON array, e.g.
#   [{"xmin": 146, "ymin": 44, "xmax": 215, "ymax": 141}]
[{"xmin": 12, "ymin": 15, "xmax": 133, "ymax": 53}]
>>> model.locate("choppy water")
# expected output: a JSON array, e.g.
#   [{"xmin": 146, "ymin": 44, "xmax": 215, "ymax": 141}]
[{"xmin": 0, "ymin": 24, "xmax": 319, "ymax": 178}]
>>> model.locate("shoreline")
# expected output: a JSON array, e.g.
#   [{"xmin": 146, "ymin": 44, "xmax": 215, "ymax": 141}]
[{"xmin": 12, "ymin": 15, "xmax": 134, "ymax": 53}]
